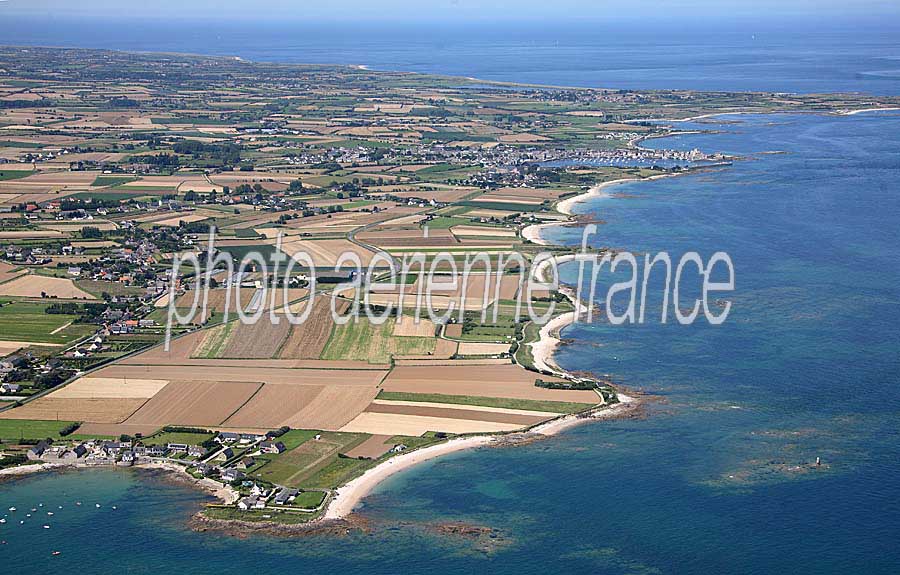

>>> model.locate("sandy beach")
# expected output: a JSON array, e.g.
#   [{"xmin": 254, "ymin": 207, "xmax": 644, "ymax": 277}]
[
  {"xmin": 529, "ymin": 310, "xmax": 577, "ymax": 373},
  {"xmin": 520, "ymin": 221, "xmax": 559, "ymax": 245},
  {"xmin": 323, "ymin": 435, "xmax": 498, "ymax": 519},
  {"xmin": 839, "ymin": 107, "xmax": 900, "ymax": 115},
  {"xmin": 556, "ymin": 174, "xmax": 679, "ymax": 215}
]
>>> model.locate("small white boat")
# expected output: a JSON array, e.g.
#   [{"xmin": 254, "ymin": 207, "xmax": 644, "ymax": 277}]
[
  {"xmin": 26, "ymin": 514, "xmax": 31, "ymax": 518},
  {"xmin": 43, "ymin": 525, "xmax": 50, "ymax": 529},
  {"xmin": 75, "ymin": 502, "xmax": 82, "ymax": 506},
  {"xmin": 95, "ymin": 504, "xmax": 101, "ymax": 508},
  {"xmin": 111, "ymin": 506, "xmax": 117, "ymax": 510},
  {"xmin": 47, "ymin": 512, "xmax": 54, "ymax": 516},
  {"xmin": 7, "ymin": 508, "xmax": 15, "ymax": 512},
  {"xmin": 52, "ymin": 551, "xmax": 61, "ymax": 556},
  {"xmin": 0, "ymin": 519, "xmax": 6, "ymax": 524}
]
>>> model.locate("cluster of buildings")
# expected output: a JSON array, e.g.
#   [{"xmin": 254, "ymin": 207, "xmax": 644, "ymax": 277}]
[{"xmin": 25, "ymin": 438, "xmax": 208, "ymax": 467}]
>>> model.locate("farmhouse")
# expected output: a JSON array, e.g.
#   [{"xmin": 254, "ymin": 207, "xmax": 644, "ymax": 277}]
[
  {"xmin": 237, "ymin": 496, "xmax": 265, "ymax": 511},
  {"xmin": 222, "ymin": 469, "xmax": 245, "ymax": 482},
  {"xmin": 26, "ymin": 441, "xmax": 50, "ymax": 460},
  {"xmin": 259, "ymin": 440, "xmax": 286, "ymax": 454},
  {"xmin": 236, "ymin": 456, "xmax": 256, "ymax": 469},
  {"xmin": 213, "ymin": 447, "xmax": 235, "ymax": 461},
  {"xmin": 273, "ymin": 488, "xmax": 299, "ymax": 506}
]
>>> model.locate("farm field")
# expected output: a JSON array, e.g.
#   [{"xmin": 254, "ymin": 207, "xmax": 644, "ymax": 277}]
[
  {"xmin": 250, "ymin": 430, "xmax": 371, "ymax": 488},
  {"xmin": 0, "ymin": 275, "xmax": 96, "ymax": 299},
  {"xmin": 321, "ymin": 317, "xmax": 435, "ymax": 363},
  {"xmin": 277, "ymin": 299, "xmax": 345, "ymax": 359},
  {"xmin": 375, "ymin": 391, "xmax": 597, "ymax": 414},
  {"xmin": 0, "ymin": 398, "xmax": 147, "ymax": 424},
  {"xmin": 0, "ymin": 418, "xmax": 82, "ymax": 441},
  {"xmin": 381, "ymin": 365, "xmax": 599, "ymax": 403},
  {"xmin": 0, "ymin": 300, "xmax": 94, "ymax": 345},
  {"xmin": 122, "ymin": 380, "xmax": 263, "ymax": 427}
]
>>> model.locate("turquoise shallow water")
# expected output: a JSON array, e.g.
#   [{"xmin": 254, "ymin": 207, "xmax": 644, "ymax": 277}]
[{"xmin": 2, "ymin": 114, "xmax": 899, "ymax": 573}]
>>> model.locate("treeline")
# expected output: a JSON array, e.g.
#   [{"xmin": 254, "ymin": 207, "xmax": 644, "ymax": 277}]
[{"xmin": 535, "ymin": 378, "xmax": 598, "ymax": 391}]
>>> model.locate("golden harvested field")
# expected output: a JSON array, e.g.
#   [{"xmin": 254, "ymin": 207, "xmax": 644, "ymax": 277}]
[
  {"xmin": 151, "ymin": 213, "xmax": 209, "ymax": 227},
  {"xmin": 40, "ymin": 220, "xmax": 118, "ymax": 232},
  {"xmin": 0, "ymin": 398, "xmax": 147, "ymax": 424},
  {"xmin": 397, "ymin": 338, "xmax": 457, "ymax": 360},
  {"xmin": 95, "ymin": 364, "xmax": 388, "ymax": 387},
  {"xmin": 392, "ymin": 316, "xmax": 436, "ymax": 337},
  {"xmin": 278, "ymin": 385, "xmax": 379, "ymax": 430},
  {"xmin": 277, "ymin": 298, "xmax": 344, "ymax": 359},
  {"xmin": 222, "ymin": 384, "xmax": 325, "ymax": 428},
  {"xmin": 344, "ymin": 434, "xmax": 394, "ymax": 458},
  {"xmin": 51, "ymin": 377, "xmax": 169, "ymax": 399},
  {"xmin": 382, "ymin": 365, "xmax": 599, "ymax": 402},
  {"xmin": 451, "ymin": 225, "xmax": 518, "ymax": 238},
  {"xmin": 0, "ymin": 230, "xmax": 64, "ymax": 239},
  {"xmin": 340, "ymin": 411, "xmax": 522, "ymax": 436},
  {"xmin": 0, "ymin": 275, "xmax": 96, "ymax": 299},
  {"xmin": 0, "ymin": 340, "xmax": 60, "ymax": 355},
  {"xmin": 365, "ymin": 401, "xmax": 548, "ymax": 426},
  {"xmin": 456, "ymin": 342, "xmax": 511, "ymax": 356},
  {"xmin": 445, "ymin": 324, "xmax": 463, "ymax": 337},
  {"xmin": 278, "ymin": 238, "xmax": 378, "ymax": 267},
  {"xmin": 123, "ymin": 380, "xmax": 262, "ymax": 427},
  {"xmin": 0, "ymin": 262, "xmax": 26, "ymax": 283}
]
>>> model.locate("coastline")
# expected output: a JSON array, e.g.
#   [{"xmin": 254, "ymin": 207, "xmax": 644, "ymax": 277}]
[
  {"xmin": 321, "ymin": 394, "xmax": 638, "ymax": 521},
  {"xmin": 0, "ymin": 460, "xmax": 240, "ymax": 504},
  {"xmin": 555, "ymin": 173, "xmax": 678, "ymax": 216},
  {"xmin": 323, "ymin": 435, "xmax": 498, "ymax": 520}
]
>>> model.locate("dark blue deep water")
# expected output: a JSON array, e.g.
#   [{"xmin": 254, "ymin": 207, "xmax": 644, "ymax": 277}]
[
  {"xmin": 1, "ymin": 20, "xmax": 900, "ymax": 575},
  {"xmin": 2, "ymin": 17, "xmax": 900, "ymax": 94}
]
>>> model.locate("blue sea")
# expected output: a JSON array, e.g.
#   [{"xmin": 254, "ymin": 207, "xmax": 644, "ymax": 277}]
[
  {"xmin": 2, "ymin": 17, "xmax": 900, "ymax": 93},
  {"xmin": 2, "ymin": 19, "xmax": 900, "ymax": 575}
]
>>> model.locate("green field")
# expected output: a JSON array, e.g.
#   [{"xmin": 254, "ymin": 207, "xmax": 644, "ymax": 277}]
[
  {"xmin": 0, "ymin": 170, "xmax": 34, "ymax": 181},
  {"xmin": 192, "ymin": 322, "xmax": 235, "ymax": 358},
  {"xmin": 291, "ymin": 490, "xmax": 326, "ymax": 508},
  {"xmin": 0, "ymin": 419, "xmax": 80, "ymax": 441},
  {"xmin": 70, "ymin": 191, "xmax": 147, "ymax": 202},
  {"xmin": 204, "ymin": 506, "xmax": 317, "ymax": 524},
  {"xmin": 376, "ymin": 390, "xmax": 596, "ymax": 414},
  {"xmin": 91, "ymin": 175, "xmax": 139, "ymax": 187},
  {"xmin": 249, "ymin": 431, "xmax": 370, "ymax": 488},
  {"xmin": 0, "ymin": 301, "xmax": 94, "ymax": 345},
  {"xmin": 321, "ymin": 317, "xmax": 434, "ymax": 363},
  {"xmin": 514, "ymin": 321, "xmax": 541, "ymax": 370}
]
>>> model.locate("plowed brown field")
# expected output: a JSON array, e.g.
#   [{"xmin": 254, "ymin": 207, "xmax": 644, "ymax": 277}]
[{"xmin": 123, "ymin": 380, "xmax": 262, "ymax": 426}]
